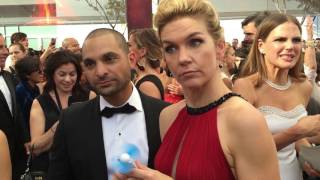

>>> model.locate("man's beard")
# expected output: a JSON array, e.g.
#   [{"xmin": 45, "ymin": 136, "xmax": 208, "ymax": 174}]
[
  {"xmin": 241, "ymin": 39, "xmax": 253, "ymax": 48},
  {"xmin": 94, "ymin": 78, "xmax": 130, "ymax": 97}
]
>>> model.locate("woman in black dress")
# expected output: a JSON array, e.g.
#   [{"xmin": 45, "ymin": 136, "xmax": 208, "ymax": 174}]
[
  {"xmin": 29, "ymin": 50, "xmax": 95, "ymax": 173},
  {"xmin": 128, "ymin": 28, "xmax": 165, "ymax": 100}
]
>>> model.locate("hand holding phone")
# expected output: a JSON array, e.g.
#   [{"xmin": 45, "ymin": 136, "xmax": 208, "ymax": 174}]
[{"xmin": 50, "ymin": 38, "xmax": 56, "ymax": 46}]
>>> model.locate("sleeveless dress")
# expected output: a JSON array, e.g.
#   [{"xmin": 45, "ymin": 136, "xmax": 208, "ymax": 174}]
[
  {"xmin": 31, "ymin": 92, "xmax": 61, "ymax": 172},
  {"xmin": 32, "ymin": 90, "xmax": 90, "ymax": 172},
  {"xmin": 135, "ymin": 74, "xmax": 164, "ymax": 100},
  {"xmin": 155, "ymin": 93, "xmax": 239, "ymax": 180},
  {"xmin": 258, "ymin": 105, "xmax": 306, "ymax": 180}
]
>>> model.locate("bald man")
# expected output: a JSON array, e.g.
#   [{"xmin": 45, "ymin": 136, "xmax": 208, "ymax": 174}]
[
  {"xmin": 61, "ymin": 37, "xmax": 81, "ymax": 54},
  {"xmin": 48, "ymin": 29, "xmax": 169, "ymax": 180}
]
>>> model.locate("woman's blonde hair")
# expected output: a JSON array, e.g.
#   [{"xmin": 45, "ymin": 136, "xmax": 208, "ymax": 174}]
[
  {"xmin": 129, "ymin": 28, "xmax": 162, "ymax": 69},
  {"xmin": 154, "ymin": 0, "xmax": 223, "ymax": 41},
  {"xmin": 240, "ymin": 13, "xmax": 305, "ymax": 85}
]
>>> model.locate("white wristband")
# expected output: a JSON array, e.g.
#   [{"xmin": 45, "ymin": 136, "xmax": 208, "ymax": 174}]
[{"xmin": 304, "ymin": 64, "xmax": 317, "ymax": 82}]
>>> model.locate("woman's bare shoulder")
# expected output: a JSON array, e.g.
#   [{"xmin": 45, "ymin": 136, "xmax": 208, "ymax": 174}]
[
  {"xmin": 220, "ymin": 96, "xmax": 266, "ymax": 131},
  {"xmin": 30, "ymin": 99, "xmax": 46, "ymax": 124},
  {"xmin": 219, "ymin": 97, "xmax": 279, "ymax": 179},
  {"xmin": 292, "ymin": 77, "xmax": 312, "ymax": 105},
  {"xmin": 294, "ymin": 78, "xmax": 312, "ymax": 93},
  {"xmin": 30, "ymin": 98, "xmax": 43, "ymax": 112},
  {"xmin": 233, "ymin": 74, "xmax": 257, "ymax": 90},
  {"xmin": 159, "ymin": 100, "xmax": 186, "ymax": 139},
  {"xmin": 233, "ymin": 75, "xmax": 258, "ymax": 105},
  {"xmin": 219, "ymin": 97, "xmax": 273, "ymax": 155}
]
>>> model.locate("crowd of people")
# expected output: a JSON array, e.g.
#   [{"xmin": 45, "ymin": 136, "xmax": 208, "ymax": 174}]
[{"xmin": 0, "ymin": 0, "xmax": 320, "ymax": 179}]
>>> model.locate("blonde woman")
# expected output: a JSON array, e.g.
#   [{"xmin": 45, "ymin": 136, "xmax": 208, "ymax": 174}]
[{"xmin": 114, "ymin": 0, "xmax": 280, "ymax": 179}]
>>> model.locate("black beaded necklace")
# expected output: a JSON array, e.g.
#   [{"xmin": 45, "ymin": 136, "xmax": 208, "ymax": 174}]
[{"xmin": 186, "ymin": 92, "xmax": 242, "ymax": 115}]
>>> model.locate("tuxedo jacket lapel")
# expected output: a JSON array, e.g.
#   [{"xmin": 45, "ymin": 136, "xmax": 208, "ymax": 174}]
[
  {"xmin": 2, "ymin": 71, "xmax": 16, "ymax": 118},
  {"xmin": 0, "ymin": 90, "xmax": 12, "ymax": 117},
  {"xmin": 85, "ymin": 97, "xmax": 108, "ymax": 179},
  {"xmin": 139, "ymin": 93, "xmax": 163, "ymax": 168}
]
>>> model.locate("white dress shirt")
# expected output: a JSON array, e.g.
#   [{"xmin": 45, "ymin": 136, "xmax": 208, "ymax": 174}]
[
  {"xmin": 0, "ymin": 70, "xmax": 12, "ymax": 114},
  {"xmin": 4, "ymin": 56, "xmax": 12, "ymax": 70},
  {"xmin": 100, "ymin": 85, "xmax": 148, "ymax": 179}
]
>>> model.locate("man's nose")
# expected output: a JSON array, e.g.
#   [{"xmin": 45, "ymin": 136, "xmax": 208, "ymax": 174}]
[{"xmin": 95, "ymin": 61, "xmax": 109, "ymax": 77}]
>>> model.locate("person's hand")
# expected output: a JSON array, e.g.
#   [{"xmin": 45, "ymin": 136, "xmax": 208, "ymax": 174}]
[
  {"xmin": 28, "ymin": 141, "xmax": 39, "ymax": 156},
  {"xmin": 40, "ymin": 44, "xmax": 58, "ymax": 63},
  {"xmin": 303, "ymin": 161, "xmax": 320, "ymax": 177},
  {"xmin": 24, "ymin": 142, "xmax": 31, "ymax": 155},
  {"xmin": 167, "ymin": 82, "xmax": 183, "ymax": 96},
  {"xmin": 296, "ymin": 115, "xmax": 320, "ymax": 138},
  {"xmin": 305, "ymin": 16, "xmax": 313, "ymax": 40},
  {"xmin": 112, "ymin": 161, "xmax": 173, "ymax": 180},
  {"xmin": 50, "ymin": 121, "xmax": 59, "ymax": 134},
  {"xmin": 43, "ymin": 44, "xmax": 57, "ymax": 56}
]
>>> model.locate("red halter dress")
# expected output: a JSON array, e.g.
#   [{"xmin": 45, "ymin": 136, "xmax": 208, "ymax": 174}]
[{"xmin": 155, "ymin": 93, "xmax": 239, "ymax": 180}]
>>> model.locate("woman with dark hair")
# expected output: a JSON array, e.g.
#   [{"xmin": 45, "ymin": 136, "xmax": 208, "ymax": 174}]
[
  {"xmin": 29, "ymin": 50, "xmax": 95, "ymax": 173},
  {"xmin": 128, "ymin": 28, "xmax": 165, "ymax": 100},
  {"xmin": 15, "ymin": 56, "xmax": 42, "ymax": 141}
]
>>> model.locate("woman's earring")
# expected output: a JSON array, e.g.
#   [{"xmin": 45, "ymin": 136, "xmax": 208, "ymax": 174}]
[
  {"xmin": 217, "ymin": 60, "xmax": 223, "ymax": 68},
  {"xmin": 259, "ymin": 49, "xmax": 265, "ymax": 55},
  {"xmin": 137, "ymin": 58, "xmax": 146, "ymax": 71}
]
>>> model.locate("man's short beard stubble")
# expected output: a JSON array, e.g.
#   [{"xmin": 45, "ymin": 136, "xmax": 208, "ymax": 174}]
[{"xmin": 93, "ymin": 75, "xmax": 131, "ymax": 97}]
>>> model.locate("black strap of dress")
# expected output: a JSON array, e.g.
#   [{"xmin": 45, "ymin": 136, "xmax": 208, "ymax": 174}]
[
  {"xmin": 37, "ymin": 93, "xmax": 60, "ymax": 131},
  {"xmin": 53, "ymin": 88, "xmax": 62, "ymax": 111},
  {"xmin": 135, "ymin": 74, "xmax": 164, "ymax": 100},
  {"xmin": 186, "ymin": 92, "xmax": 242, "ymax": 115}
]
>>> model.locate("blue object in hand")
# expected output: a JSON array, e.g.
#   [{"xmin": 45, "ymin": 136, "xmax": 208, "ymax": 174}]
[{"xmin": 111, "ymin": 143, "xmax": 140, "ymax": 174}]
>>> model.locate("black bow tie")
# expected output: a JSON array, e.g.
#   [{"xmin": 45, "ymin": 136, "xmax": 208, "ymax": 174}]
[{"xmin": 100, "ymin": 103, "xmax": 137, "ymax": 118}]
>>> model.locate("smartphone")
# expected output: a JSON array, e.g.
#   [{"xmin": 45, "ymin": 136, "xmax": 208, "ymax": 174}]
[{"xmin": 50, "ymin": 38, "xmax": 56, "ymax": 46}]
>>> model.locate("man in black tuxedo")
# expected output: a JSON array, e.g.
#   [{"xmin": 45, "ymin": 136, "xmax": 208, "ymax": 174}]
[
  {"xmin": 48, "ymin": 28, "xmax": 169, "ymax": 180},
  {"xmin": 0, "ymin": 34, "xmax": 27, "ymax": 180}
]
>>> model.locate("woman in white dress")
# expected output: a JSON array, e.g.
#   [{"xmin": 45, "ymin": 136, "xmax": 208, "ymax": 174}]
[{"xmin": 233, "ymin": 13, "xmax": 320, "ymax": 180}]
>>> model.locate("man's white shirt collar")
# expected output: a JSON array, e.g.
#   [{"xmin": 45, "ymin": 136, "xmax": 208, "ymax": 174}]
[{"xmin": 99, "ymin": 83, "xmax": 143, "ymax": 113}]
